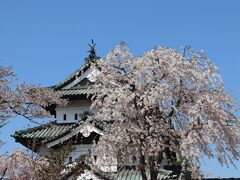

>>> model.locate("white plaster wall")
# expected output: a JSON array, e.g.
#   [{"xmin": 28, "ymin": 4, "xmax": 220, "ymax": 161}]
[
  {"xmin": 38, "ymin": 144, "xmax": 54, "ymax": 156},
  {"xmin": 59, "ymin": 99, "xmax": 92, "ymax": 108},
  {"xmin": 66, "ymin": 144, "xmax": 118, "ymax": 172},
  {"xmin": 65, "ymin": 144, "xmax": 92, "ymax": 164},
  {"xmin": 38, "ymin": 144, "xmax": 93, "ymax": 165},
  {"xmin": 39, "ymin": 144, "xmax": 121, "ymax": 173},
  {"xmin": 160, "ymin": 158, "xmax": 168, "ymax": 168},
  {"xmin": 56, "ymin": 100, "xmax": 93, "ymax": 123},
  {"xmin": 92, "ymin": 147, "xmax": 118, "ymax": 172}
]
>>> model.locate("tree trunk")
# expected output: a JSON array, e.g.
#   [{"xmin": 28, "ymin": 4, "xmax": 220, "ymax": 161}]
[
  {"xmin": 149, "ymin": 156, "xmax": 158, "ymax": 180},
  {"xmin": 0, "ymin": 168, "xmax": 7, "ymax": 180},
  {"xmin": 178, "ymin": 160, "xmax": 187, "ymax": 180},
  {"xmin": 139, "ymin": 154, "xmax": 148, "ymax": 180}
]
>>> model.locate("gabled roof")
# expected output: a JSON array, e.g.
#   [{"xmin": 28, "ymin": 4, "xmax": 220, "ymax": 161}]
[
  {"xmin": 51, "ymin": 61, "xmax": 93, "ymax": 91},
  {"xmin": 46, "ymin": 123, "xmax": 103, "ymax": 148},
  {"xmin": 48, "ymin": 59, "xmax": 99, "ymax": 98},
  {"xmin": 48, "ymin": 44, "xmax": 100, "ymax": 97},
  {"xmin": 12, "ymin": 122, "xmax": 103, "ymax": 150}
]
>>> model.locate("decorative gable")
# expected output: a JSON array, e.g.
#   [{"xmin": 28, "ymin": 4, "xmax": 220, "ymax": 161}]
[
  {"xmin": 46, "ymin": 123, "xmax": 103, "ymax": 148},
  {"xmin": 62, "ymin": 67, "xmax": 94, "ymax": 90}
]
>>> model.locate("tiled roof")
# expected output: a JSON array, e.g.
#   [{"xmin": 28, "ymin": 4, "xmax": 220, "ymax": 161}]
[
  {"xmin": 66, "ymin": 158, "xmax": 177, "ymax": 180},
  {"xmin": 87, "ymin": 161, "xmax": 176, "ymax": 180},
  {"xmin": 76, "ymin": 169, "xmax": 176, "ymax": 180},
  {"xmin": 102, "ymin": 169, "xmax": 177, "ymax": 180},
  {"xmin": 57, "ymin": 88, "xmax": 96, "ymax": 96},
  {"xmin": 12, "ymin": 123, "xmax": 75, "ymax": 143}
]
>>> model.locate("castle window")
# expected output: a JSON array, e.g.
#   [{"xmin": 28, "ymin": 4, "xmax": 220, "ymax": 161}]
[
  {"xmin": 94, "ymin": 155, "xmax": 97, "ymax": 162},
  {"xmin": 63, "ymin": 114, "xmax": 66, "ymax": 121},
  {"xmin": 75, "ymin": 113, "xmax": 78, "ymax": 120},
  {"xmin": 132, "ymin": 156, "xmax": 137, "ymax": 163},
  {"xmin": 69, "ymin": 156, "xmax": 72, "ymax": 164}
]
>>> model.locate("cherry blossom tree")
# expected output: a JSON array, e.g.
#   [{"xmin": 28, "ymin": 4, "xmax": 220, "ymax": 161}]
[
  {"xmin": 0, "ymin": 143, "xmax": 84, "ymax": 180},
  {"xmin": 0, "ymin": 63, "xmax": 67, "ymax": 178},
  {"xmin": 0, "ymin": 149, "xmax": 47, "ymax": 180},
  {"xmin": 0, "ymin": 64, "xmax": 66, "ymax": 128},
  {"xmin": 89, "ymin": 43, "xmax": 240, "ymax": 180}
]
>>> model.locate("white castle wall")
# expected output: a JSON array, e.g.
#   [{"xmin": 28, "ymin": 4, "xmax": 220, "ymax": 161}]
[{"xmin": 56, "ymin": 99, "xmax": 93, "ymax": 124}]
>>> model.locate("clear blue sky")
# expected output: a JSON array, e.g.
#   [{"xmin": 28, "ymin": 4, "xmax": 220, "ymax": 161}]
[{"xmin": 0, "ymin": 0, "xmax": 239, "ymax": 178}]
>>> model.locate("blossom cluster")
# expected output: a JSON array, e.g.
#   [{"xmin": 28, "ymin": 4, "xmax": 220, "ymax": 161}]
[{"xmin": 89, "ymin": 44, "xmax": 240, "ymax": 172}]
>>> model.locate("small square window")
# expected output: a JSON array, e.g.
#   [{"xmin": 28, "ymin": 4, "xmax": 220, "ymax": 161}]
[
  {"xmin": 63, "ymin": 114, "xmax": 66, "ymax": 121},
  {"xmin": 75, "ymin": 113, "xmax": 78, "ymax": 120}
]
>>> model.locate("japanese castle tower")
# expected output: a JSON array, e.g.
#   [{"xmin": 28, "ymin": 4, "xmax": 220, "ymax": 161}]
[{"xmin": 12, "ymin": 43, "xmax": 176, "ymax": 180}]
